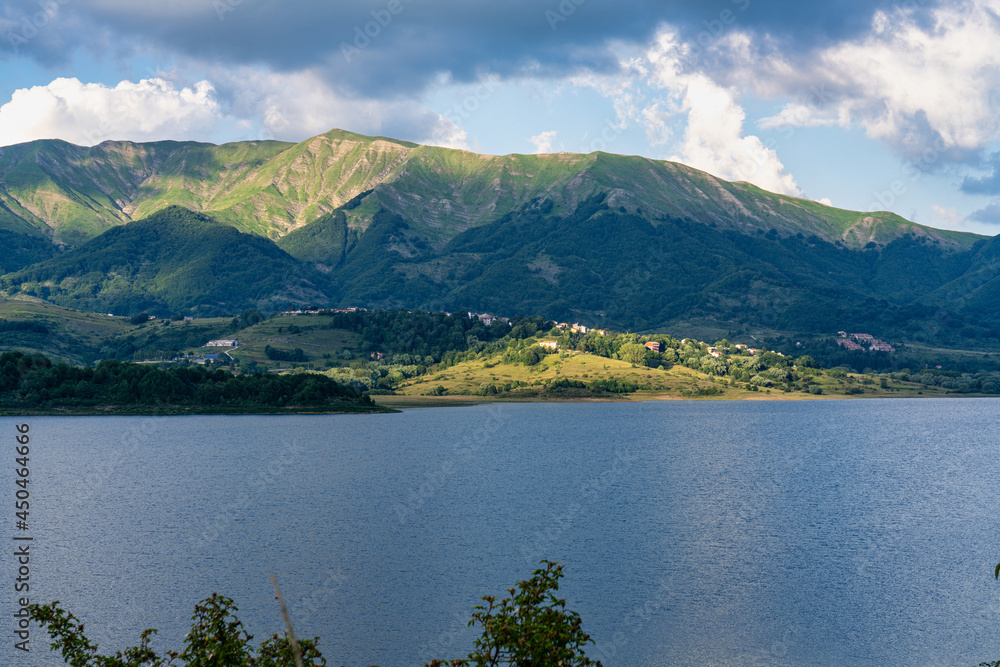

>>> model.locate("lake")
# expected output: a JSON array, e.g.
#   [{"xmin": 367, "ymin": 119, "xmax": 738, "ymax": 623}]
[{"xmin": 4, "ymin": 398, "xmax": 1000, "ymax": 666}]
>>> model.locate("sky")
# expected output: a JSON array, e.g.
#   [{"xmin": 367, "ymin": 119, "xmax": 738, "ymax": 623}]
[{"xmin": 2, "ymin": 0, "xmax": 1000, "ymax": 235}]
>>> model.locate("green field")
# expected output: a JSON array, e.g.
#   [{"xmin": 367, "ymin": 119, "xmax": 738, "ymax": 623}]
[
  {"xmin": 214, "ymin": 314, "xmax": 362, "ymax": 369},
  {"xmin": 0, "ymin": 296, "xmax": 130, "ymax": 363}
]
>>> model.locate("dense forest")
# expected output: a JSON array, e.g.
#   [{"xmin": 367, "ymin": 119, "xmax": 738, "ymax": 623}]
[
  {"xmin": 0, "ymin": 207, "xmax": 333, "ymax": 317},
  {"xmin": 0, "ymin": 351, "xmax": 382, "ymax": 413}
]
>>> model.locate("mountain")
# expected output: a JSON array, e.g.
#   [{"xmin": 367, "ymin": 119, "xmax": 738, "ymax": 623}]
[
  {"xmin": 0, "ymin": 206, "xmax": 332, "ymax": 316},
  {"xmin": 300, "ymin": 192, "xmax": 992, "ymax": 339},
  {"xmin": 1, "ymin": 129, "xmax": 998, "ymax": 343},
  {"xmin": 0, "ymin": 129, "xmax": 980, "ymax": 250}
]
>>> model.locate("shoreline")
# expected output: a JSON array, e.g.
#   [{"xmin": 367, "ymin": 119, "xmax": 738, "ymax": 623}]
[
  {"xmin": 3, "ymin": 391, "xmax": 987, "ymax": 416},
  {"xmin": 374, "ymin": 390, "xmax": 983, "ymax": 408},
  {"xmin": 0, "ymin": 403, "xmax": 398, "ymax": 416}
]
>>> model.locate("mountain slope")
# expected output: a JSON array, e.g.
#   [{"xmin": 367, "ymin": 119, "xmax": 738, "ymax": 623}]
[
  {"xmin": 319, "ymin": 193, "xmax": 969, "ymax": 335},
  {"xmin": 0, "ymin": 129, "xmax": 982, "ymax": 252},
  {"xmin": 0, "ymin": 206, "xmax": 332, "ymax": 316}
]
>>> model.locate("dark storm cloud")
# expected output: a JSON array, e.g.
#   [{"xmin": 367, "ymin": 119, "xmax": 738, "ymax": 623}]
[
  {"xmin": 962, "ymin": 153, "xmax": 1000, "ymax": 196},
  {"xmin": 1, "ymin": 0, "xmax": 942, "ymax": 96},
  {"xmin": 968, "ymin": 202, "xmax": 1000, "ymax": 224}
]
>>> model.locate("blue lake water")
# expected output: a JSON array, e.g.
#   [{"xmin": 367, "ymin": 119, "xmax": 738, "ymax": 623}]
[{"xmin": 3, "ymin": 398, "xmax": 1000, "ymax": 666}]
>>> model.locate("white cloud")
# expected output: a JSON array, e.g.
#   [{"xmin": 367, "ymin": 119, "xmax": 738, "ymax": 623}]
[
  {"xmin": 565, "ymin": 29, "xmax": 802, "ymax": 194},
  {"xmin": 670, "ymin": 74, "xmax": 802, "ymax": 195},
  {"xmin": 640, "ymin": 101, "xmax": 673, "ymax": 146},
  {"xmin": 568, "ymin": 66, "xmax": 646, "ymax": 131},
  {"xmin": 529, "ymin": 130, "xmax": 558, "ymax": 154},
  {"xmin": 931, "ymin": 204, "xmax": 964, "ymax": 228},
  {"xmin": 208, "ymin": 66, "xmax": 468, "ymax": 148},
  {"xmin": 820, "ymin": 1, "xmax": 1000, "ymax": 153},
  {"xmin": 425, "ymin": 118, "xmax": 469, "ymax": 150},
  {"xmin": 819, "ymin": 198, "xmax": 833, "ymax": 207},
  {"xmin": 0, "ymin": 77, "xmax": 230, "ymax": 147},
  {"xmin": 749, "ymin": 1, "xmax": 1000, "ymax": 162},
  {"xmin": 0, "ymin": 69, "xmax": 470, "ymax": 151},
  {"xmin": 643, "ymin": 30, "xmax": 802, "ymax": 196},
  {"xmin": 758, "ymin": 103, "xmax": 845, "ymax": 131}
]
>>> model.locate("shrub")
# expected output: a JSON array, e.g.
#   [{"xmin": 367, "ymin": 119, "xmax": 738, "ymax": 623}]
[
  {"xmin": 31, "ymin": 563, "xmax": 600, "ymax": 667},
  {"xmin": 28, "ymin": 593, "xmax": 326, "ymax": 666},
  {"xmin": 427, "ymin": 560, "xmax": 602, "ymax": 666}
]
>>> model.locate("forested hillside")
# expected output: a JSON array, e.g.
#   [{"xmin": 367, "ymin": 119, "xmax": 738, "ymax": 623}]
[{"xmin": 1, "ymin": 207, "xmax": 332, "ymax": 316}]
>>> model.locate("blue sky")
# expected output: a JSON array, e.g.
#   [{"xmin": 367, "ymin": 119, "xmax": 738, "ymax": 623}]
[{"xmin": 2, "ymin": 0, "xmax": 1000, "ymax": 235}]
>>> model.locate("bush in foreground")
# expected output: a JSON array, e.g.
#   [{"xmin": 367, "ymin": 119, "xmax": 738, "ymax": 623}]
[{"xmin": 30, "ymin": 561, "xmax": 601, "ymax": 666}]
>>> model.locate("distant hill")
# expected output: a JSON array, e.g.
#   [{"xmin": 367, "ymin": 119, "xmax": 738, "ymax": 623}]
[{"xmin": 0, "ymin": 207, "xmax": 332, "ymax": 317}]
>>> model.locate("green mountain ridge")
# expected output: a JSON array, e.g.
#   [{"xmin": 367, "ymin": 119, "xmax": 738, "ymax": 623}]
[{"xmin": 0, "ymin": 128, "xmax": 981, "ymax": 251}]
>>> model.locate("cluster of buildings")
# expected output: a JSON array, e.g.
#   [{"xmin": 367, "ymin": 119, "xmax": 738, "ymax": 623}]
[
  {"xmin": 554, "ymin": 322, "xmax": 609, "ymax": 336},
  {"xmin": 836, "ymin": 332, "xmax": 895, "ymax": 352},
  {"xmin": 192, "ymin": 353, "xmax": 228, "ymax": 365},
  {"xmin": 282, "ymin": 306, "xmax": 367, "ymax": 315},
  {"xmin": 696, "ymin": 343, "xmax": 761, "ymax": 358},
  {"xmin": 467, "ymin": 312, "xmax": 511, "ymax": 326}
]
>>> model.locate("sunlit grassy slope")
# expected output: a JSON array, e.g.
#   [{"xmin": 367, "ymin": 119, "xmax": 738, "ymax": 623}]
[
  {"xmin": 392, "ymin": 350, "xmax": 944, "ymax": 400},
  {"xmin": 0, "ymin": 129, "xmax": 980, "ymax": 250}
]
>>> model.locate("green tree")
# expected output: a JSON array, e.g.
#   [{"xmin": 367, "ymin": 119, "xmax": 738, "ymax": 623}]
[
  {"xmin": 428, "ymin": 560, "xmax": 602, "ymax": 667},
  {"xmin": 231, "ymin": 309, "xmax": 266, "ymax": 331},
  {"xmin": 618, "ymin": 343, "xmax": 647, "ymax": 366},
  {"xmin": 796, "ymin": 355, "xmax": 818, "ymax": 368}
]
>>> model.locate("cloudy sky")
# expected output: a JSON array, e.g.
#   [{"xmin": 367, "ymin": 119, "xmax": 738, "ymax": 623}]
[{"xmin": 2, "ymin": 0, "xmax": 1000, "ymax": 234}]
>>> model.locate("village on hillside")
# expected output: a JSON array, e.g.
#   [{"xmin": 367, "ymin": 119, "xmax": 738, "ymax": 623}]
[{"xmin": 835, "ymin": 331, "xmax": 896, "ymax": 353}]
